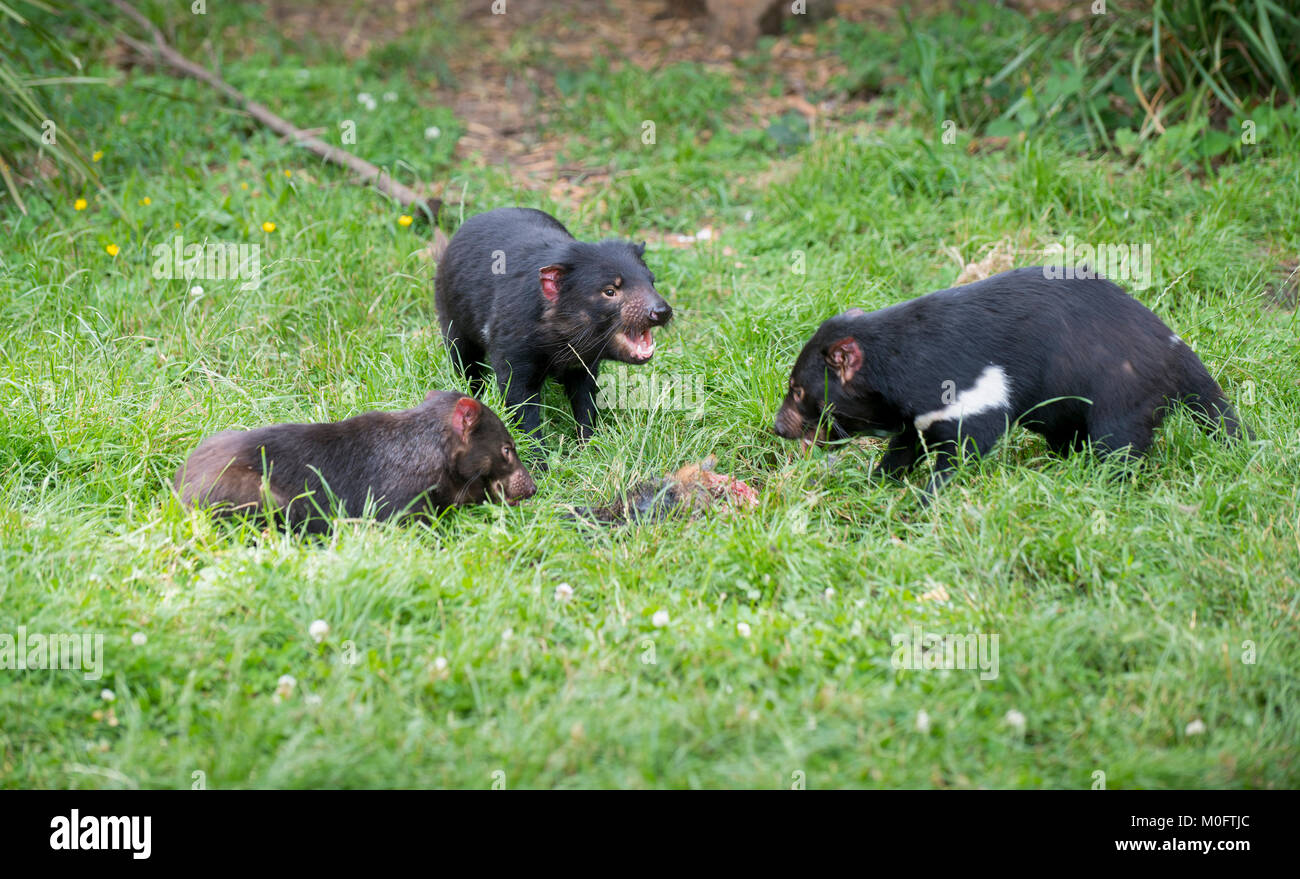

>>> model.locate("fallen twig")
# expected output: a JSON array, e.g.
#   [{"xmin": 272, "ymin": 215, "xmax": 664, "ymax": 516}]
[{"xmin": 105, "ymin": 0, "xmax": 446, "ymax": 247}]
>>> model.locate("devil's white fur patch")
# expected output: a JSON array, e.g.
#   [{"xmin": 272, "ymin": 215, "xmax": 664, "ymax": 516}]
[{"xmin": 913, "ymin": 364, "xmax": 1011, "ymax": 432}]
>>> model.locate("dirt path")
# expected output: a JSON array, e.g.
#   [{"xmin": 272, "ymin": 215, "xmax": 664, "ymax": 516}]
[{"xmin": 268, "ymin": 0, "xmax": 899, "ymax": 200}]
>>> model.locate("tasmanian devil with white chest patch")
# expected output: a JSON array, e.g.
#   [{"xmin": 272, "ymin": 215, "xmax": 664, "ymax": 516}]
[
  {"xmin": 774, "ymin": 267, "xmax": 1250, "ymax": 496},
  {"xmin": 435, "ymin": 207, "xmax": 673, "ymax": 444},
  {"xmin": 175, "ymin": 391, "xmax": 536, "ymax": 532}
]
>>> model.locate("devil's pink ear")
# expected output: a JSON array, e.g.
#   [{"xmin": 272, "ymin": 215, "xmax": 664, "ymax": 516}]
[
  {"xmin": 539, "ymin": 264, "xmax": 566, "ymax": 303},
  {"xmin": 451, "ymin": 396, "xmax": 481, "ymax": 441},
  {"xmin": 425, "ymin": 390, "xmax": 439, "ymax": 403},
  {"xmin": 824, "ymin": 337, "xmax": 864, "ymax": 384}
]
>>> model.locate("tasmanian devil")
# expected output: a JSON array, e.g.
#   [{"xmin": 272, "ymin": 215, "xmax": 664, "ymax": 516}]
[
  {"xmin": 435, "ymin": 207, "xmax": 673, "ymax": 443},
  {"xmin": 175, "ymin": 391, "xmax": 536, "ymax": 532},
  {"xmin": 774, "ymin": 267, "xmax": 1250, "ymax": 496}
]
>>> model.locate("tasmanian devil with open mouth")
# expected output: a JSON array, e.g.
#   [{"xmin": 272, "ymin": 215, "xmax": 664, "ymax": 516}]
[
  {"xmin": 774, "ymin": 267, "xmax": 1250, "ymax": 498},
  {"xmin": 435, "ymin": 207, "xmax": 673, "ymax": 445}
]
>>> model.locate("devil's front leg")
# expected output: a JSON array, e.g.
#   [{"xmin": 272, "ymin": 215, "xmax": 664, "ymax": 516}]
[
  {"xmin": 920, "ymin": 414, "xmax": 1008, "ymax": 500},
  {"xmin": 493, "ymin": 354, "xmax": 547, "ymax": 442},
  {"xmin": 874, "ymin": 425, "xmax": 922, "ymax": 480},
  {"xmin": 562, "ymin": 365, "xmax": 601, "ymax": 442}
]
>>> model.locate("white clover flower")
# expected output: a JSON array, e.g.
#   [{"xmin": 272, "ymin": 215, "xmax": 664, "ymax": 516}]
[
  {"xmin": 824, "ymin": 588, "xmax": 835, "ymax": 599},
  {"xmin": 915, "ymin": 709, "xmax": 931, "ymax": 734},
  {"xmin": 1185, "ymin": 718, "xmax": 1207, "ymax": 736},
  {"xmin": 304, "ymin": 694, "xmax": 322, "ymax": 707},
  {"xmin": 275, "ymin": 674, "xmax": 296, "ymax": 700},
  {"xmin": 736, "ymin": 622, "xmax": 751, "ymax": 637},
  {"xmin": 424, "ymin": 126, "xmax": 442, "ymax": 140},
  {"xmin": 382, "ymin": 91, "xmax": 397, "ymax": 103},
  {"xmin": 501, "ymin": 628, "xmax": 513, "ymax": 642},
  {"xmin": 100, "ymin": 689, "xmax": 115, "ymax": 702},
  {"xmin": 131, "ymin": 632, "xmax": 147, "ymax": 647},
  {"xmin": 433, "ymin": 656, "xmax": 448, "ymax": 672},
  {"xmin": 652, "ymin": 610, "xmax": 669, "ymax": 628},
  {"xmin": 309, "ymin": 619, "xmax": 330, "ymax": 643},
  {"xmin": 189, "ymin": 285, "xmax": 203, "ymax": 297},
  {"xmin": 554, "ymin": 583, "xmax": 574, "ymax": 601},
  {"xmin": 1004, "ymin": 709, "xmax": 1027, "ymax": 733},
  {"xmin": 695, "ymin": 227, "xmax": 713, "ymax": 241}
]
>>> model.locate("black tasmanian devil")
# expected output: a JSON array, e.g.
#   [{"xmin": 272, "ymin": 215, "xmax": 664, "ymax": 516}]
[
  {"xmin": 175, "ymin": 391, "xmax": 536, "ymax": 531},
  {"xmin": 774, "ymin": 267, "xmax": 1250, "ymax": 496},
  {"xmin": 435, "ymin": 207, "xmax": 673, "ymax": 443}
]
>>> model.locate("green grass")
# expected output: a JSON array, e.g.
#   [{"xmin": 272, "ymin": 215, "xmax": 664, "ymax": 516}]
[{"xmin": 2, "ymin": 4, "xmax": 1299, "ymax": 789}]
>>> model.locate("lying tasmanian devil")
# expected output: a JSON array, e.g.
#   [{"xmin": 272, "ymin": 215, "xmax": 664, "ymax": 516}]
[
  {"xmin": 175, "ymin": 391, "xmax": 535, "ymax": 531},
  {"xmin": 774, "ymin": 267, "xmax": 1250, "ymax": 496},
  {"xmin": 435, "ymin": 207, "xmax": 673, "ymax": 443}
]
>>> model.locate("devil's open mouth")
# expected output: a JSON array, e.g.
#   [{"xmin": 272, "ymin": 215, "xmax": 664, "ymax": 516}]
[{"xmin": 615, "ymin": 328, "xmax": 656, "ymax": 363}]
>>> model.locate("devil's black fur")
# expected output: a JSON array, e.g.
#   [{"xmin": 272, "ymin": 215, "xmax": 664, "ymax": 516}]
[
  {"xmin": 435, "ymin": 207, "xmax": 673, "ymax": 444},
  {"xmin": 775, "ymin": 267, "xmax": 1250, "ymax": 496}
]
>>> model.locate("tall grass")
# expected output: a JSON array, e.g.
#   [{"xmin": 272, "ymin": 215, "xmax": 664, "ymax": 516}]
[
  {"xmin": 0, "ymin": 0, "xmax": 102, "ymax": 212},
  {"xmin": 835, "ymin": 0, "xmax": 1300, "ymax": 158},
  {"xmin": 1123, "ymin": 0, "xmax": 1299, "ymax": 127}
]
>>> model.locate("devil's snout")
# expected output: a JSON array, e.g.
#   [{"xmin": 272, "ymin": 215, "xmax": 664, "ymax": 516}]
[
  {"xmin": 509, "ymin": 467, "xmax": 537, "ymax": 502},
  {"xmin": 773, "ymin": 404, "xmax": 803, "ymax": 440},
  {"xmin": 647, "ymin": 295, "xmax": 673, "ymax": 327}
]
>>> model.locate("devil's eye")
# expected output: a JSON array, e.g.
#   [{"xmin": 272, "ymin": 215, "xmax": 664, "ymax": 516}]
[
  {"xmin": 602, "ymin": 287, "xmax": 617, "ymax": 298},
  {"xmin": 501, "ymin": 445, "xmax": 513, "ymax": 460},
  {"xmin": 792, "ymin": 386, "xmax": 805, "ymax": 402}
]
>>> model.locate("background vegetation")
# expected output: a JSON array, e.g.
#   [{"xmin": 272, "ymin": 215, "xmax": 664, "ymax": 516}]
[{"xmin": 1, "ymin": 0, "xmax": 1297, "ymax": 788}]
